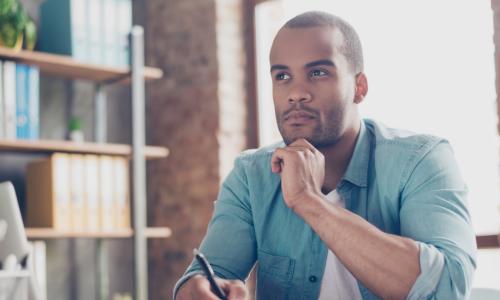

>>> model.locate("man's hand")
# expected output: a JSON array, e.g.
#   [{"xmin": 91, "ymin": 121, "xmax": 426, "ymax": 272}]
[
  {"xmin": 176, "ymin": 274, "xmax": 248, "ymax": 300},
  {"xmin": 271, "ymin": 139, "xmax": 325, "ymax": 211}
]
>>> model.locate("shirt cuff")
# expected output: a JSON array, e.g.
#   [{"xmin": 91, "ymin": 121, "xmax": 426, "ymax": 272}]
[
  {"xmin": 172, "ymin": 271, "xmax": 205, "ymax": 300},
  {"xmin": 407, "ymin": 242, "xmax": 445, "ymax": 300}
]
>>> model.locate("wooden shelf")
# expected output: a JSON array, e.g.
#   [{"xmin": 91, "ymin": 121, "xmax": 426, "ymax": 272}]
[
  {"xmin": 25, "ymin": 227, "xmax": 172, "ymax": 239},
  {"xmin": 476, "ymin": 234, "xmax": 500, "ymax": 249},
  {"xmin": 0, "ymin": 47, "xmax": 163, "ymax": 83},
  {"xmin": 0, "ymin": 139, "xmax": 168, "ymax": 159}
]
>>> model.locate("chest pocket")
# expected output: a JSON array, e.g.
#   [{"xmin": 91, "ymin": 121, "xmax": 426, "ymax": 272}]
[{"xmin": 256, "ymin": 250, "xmax": 295, "ymax": 300}]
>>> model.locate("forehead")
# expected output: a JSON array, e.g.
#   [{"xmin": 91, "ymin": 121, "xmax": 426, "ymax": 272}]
[{"xmin": 270, "ymin": 26, "xmax": 345, "ymax": 65}]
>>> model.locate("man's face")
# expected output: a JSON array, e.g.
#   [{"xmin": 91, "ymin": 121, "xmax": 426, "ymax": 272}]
[{"xmin": 270, "ymin": 26, "xmax": 360, "ymax": 147}]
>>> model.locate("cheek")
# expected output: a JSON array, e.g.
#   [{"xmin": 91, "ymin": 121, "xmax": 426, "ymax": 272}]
[
  {"xmin": 337, "ymin": 77, "xmax": 356, "ymax": 100},
  {"xmin": 272, "ymin": 84, "xmax": 285, "ymax": 100},
  {"xmin": 272, "ymin": 86, "xmax": 287, "ymax": 110}
]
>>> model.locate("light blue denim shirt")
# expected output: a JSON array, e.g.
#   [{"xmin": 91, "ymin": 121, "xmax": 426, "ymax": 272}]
[{"xmin": 174, "ymin": 119, "xmax": 477, "ymax": 300}]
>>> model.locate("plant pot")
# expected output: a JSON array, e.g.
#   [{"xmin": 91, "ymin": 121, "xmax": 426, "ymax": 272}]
[{"xmin": 0, "ymin": 30, "xmax": 23, "ymax": 51}]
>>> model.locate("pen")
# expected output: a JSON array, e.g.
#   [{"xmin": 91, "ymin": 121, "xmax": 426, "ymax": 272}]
[{"xmin": 193, "ymin": 248, "xmax": 228, "ymax": 300}]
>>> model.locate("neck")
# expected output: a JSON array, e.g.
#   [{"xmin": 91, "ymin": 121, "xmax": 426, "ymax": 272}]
[{"xmin": 319, "ymin": 120, "xmax": 361, "ymax": 194}]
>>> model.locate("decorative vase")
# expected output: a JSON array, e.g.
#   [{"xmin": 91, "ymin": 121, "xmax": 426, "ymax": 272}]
[{"xmin": 0, "ymin": 26, "xmax": 23, "ymax": 51}]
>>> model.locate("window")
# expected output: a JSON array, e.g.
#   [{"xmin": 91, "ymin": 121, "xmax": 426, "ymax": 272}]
[{"xmin": 256, "ymin": 0, "xmax": 499, "ymax": 288}]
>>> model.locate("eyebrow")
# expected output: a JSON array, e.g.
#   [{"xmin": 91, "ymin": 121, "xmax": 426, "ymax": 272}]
[
  {"xmin": 305, "ymin": 59, "xmax": 336, "ymax": 68},
  {"xmin": 270, "ymin": 64, "xmax": 288, "ymax": 73},
  {"xmin": 270, "ymin": 59, "xmax": 336, "ymax": 73}
]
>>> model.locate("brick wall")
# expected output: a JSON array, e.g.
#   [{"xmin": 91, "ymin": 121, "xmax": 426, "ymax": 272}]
[{"xmin": 144, "ymin": 0, "xmax": 256, "ymax": 298}]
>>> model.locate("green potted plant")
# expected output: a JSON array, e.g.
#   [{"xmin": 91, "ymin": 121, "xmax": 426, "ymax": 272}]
[{"xmin": 0, "ymin": 0, "xmax": 36, "ymax": 50}]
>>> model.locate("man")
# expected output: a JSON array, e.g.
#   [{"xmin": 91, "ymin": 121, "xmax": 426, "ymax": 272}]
[{"xmin": 174, "ymin": 11, "xmax": 476, "ymax": 300}]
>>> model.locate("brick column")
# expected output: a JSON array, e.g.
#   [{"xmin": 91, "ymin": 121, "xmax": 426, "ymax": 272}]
[{"xmin": 144, "ymin": 0, "xmax": 255, "ymax": 298}]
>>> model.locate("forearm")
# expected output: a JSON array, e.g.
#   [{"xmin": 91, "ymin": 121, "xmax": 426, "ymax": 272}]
[{"xmin": 295, "ymin": 193, "xmax": 420, "ymax": 300}]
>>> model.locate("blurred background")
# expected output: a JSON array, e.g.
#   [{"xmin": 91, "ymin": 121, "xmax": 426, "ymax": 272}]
[{"xmin": 0, "ymin": 0, "xmax": 498, "ymax": 299}]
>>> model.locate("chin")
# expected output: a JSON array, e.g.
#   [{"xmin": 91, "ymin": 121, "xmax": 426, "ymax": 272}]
[
  {"xmin": 283, "ymin": 135, "xmax": 312, "ymax": 146},
  {"xmin": 282, "ymin": 129, "xmax": 312, "ymax": 143},
  {"xmin": 283, "ymin": 134, "xmax": 340, "ymax": 148}
]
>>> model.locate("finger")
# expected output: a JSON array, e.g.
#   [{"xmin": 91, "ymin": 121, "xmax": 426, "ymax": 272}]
[
  {"xmin": 217, "ymin": 279, "xmax": 248, "ymax": 300},
  {"xmin": 284, "ymin": 145, "xmax": 314, "ymax": 155},
  {"xmin": 191, "ymin": 275, "xmax": 221, "ymax": 300},
  {"xmin": 271, "ymin": 148, "xmax": 285, "ymax": 173}
]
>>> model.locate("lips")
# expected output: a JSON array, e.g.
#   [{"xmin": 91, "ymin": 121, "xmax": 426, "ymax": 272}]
[{"xmin": 284, "ymin": 111, "xmax": 315, "ymax": 125}]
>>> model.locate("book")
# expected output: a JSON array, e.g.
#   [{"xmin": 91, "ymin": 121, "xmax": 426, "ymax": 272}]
[
  {"xmin": 26, "ymin": 153, "xmax": 72, "ymax": 231},
  {"xmin": 115, "ymin": 0, "xmax": 132, "ymax": 67},
  {"xmin": 38, "ymin": 0, "xmax": 89, "ymax": 62},
  {"xmin": 87, "ymin": 0, "xmax": 103, "ymax": 64},
  {"xmin": 15, "ymin": 64, "xmax": 29, "ymax": 139},
  {"xmin": 27, "ymin": 66, "xmax": 40, "ymax": 140},
  {"xmin": 113, "ymin": 156, "xmax": 130, "ymax": 229},
  {"xmin": 102, "ymin": 0, "xmax": 117, "ymax": 66},
  {"xmin": 2, "ymin": 61, "xmax": 17, "ymax": 139},
  {"xmin": 84, "ymin": 155, "xmax": 100, "ymax": 231}
]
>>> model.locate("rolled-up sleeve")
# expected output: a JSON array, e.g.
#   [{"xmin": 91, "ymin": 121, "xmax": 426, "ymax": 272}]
[
  {"xmin": 400, "ymin": 141, "xmax": 477, "ymax": 299},
  {"xmin": 173, "ymin": 156, "xmax": 258, "ymax": 299}
]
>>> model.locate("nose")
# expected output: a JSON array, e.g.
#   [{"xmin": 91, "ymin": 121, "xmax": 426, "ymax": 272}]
[{"xmin": 287, "ymin": 84, "xmax": 312, "ymax": 104}]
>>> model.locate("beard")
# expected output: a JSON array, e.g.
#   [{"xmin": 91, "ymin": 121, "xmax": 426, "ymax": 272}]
[{"xmin": 276, "ymin": 103, "xmax": 346, "ymax": 148}]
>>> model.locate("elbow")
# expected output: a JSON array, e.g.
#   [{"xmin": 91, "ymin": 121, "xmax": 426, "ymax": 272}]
[
  {"xmin": 434, "ymin": 255, "xmax": 476, "ymax": 298},
  {"xmin": 409, "ymin": 246, "xmax": 476, "ymax": 300}
]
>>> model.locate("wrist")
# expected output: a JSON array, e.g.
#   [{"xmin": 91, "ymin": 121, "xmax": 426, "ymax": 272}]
[
  {"xmin": 173, "ymin": 272, "xmax": 204, "ymax": 300},
  {"xmin": 291, "ymin": 190, "xmax": 326, "ymax": 218}
]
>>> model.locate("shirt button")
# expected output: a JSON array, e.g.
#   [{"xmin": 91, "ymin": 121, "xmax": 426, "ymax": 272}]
[{"xmin": 309, "ymin": 275, "xmax": 317, "ymax": 283}]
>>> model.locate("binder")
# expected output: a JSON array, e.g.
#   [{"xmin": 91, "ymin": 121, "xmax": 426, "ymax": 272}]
[
  {"xmin": 99, "ymin": 155, "xmax": 115, "ymax": 231},
  {"xmin": 26, "ymin": 153, "xmax": 72, "ymax": 230},
  {"xmin": 84, "ymin": 155, "xmax": 100, "ymax": 231},
  {"xmin": 69, "ymin": 154, "xmax": 86, "ymax": 231},
  {"xmin": 113, "ymin": 156, "xmax": 130, "ymax": 229},
  {"xmin": 2, "ymin": 61, "xmax": 17, "ymax": 139},
  {"xmin": 27, "ymin": 66, "xmax": 40, "ymax": 140}
]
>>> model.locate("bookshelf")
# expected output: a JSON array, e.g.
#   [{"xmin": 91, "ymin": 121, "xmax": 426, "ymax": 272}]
[
  {"xmin": 25, "ymin": 227, "xmax": 172, "ymax": 239},
  {"xmin": 0, "ymin": 46, "xmax": 162, "ymax": 83},
  {"xmin": 0, "ymin": 27, "xmax": 166, "ymax": 300},
  {"xmin": 0, "ymin": 139, "xmax": 169, "ymax": 159}
]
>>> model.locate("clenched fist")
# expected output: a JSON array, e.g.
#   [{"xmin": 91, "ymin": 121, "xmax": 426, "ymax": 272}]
[{"xmin": 271, "ymin": 138, "xmax": 325, "ymax": 211}]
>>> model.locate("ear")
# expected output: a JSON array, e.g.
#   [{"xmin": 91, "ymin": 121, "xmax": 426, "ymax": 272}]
[{"xmin": 354, "ymin": 72, "xmax": 368, "ymax": 104}]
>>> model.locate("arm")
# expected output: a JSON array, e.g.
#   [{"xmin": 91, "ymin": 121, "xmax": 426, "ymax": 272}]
[
  {"xmin": 174, "ymin": 157, "xmax": 257, "ymax": 299},
  {"xmin": 399, "ymin": 141, "xmax": 476, "ymax": 299},
  {"xmin": 290, "ymin": 190, "xmax": 420, "ymax": 300},
  {"xmin": 271, "ymin": 139, "xmax": 476, "ymax": 300}
]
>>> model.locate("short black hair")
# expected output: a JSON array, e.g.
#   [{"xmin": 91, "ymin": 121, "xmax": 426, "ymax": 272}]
[{"xmin": 284, "ymin": 11, "xmax": 364, "ymax": 74}]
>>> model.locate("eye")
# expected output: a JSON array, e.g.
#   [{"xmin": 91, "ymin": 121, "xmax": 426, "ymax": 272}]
[
  {"xmin": 310, "ymin": 69, "xmax": 328, "ymax": 78},
  {"xmin": 275, "ymin": 72, "xmax": 291, "ymax": 81}
]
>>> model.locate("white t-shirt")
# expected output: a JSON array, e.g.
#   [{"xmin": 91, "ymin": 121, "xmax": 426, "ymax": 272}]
[{"xmin": 318, "ymin": 190, "xmax": 363, "ymax": 300}]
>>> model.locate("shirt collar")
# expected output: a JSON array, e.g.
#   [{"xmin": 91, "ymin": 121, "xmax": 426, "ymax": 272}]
[{"xmin": 339, "ymin": 120, "xmax": 370, "ymax": 188}]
